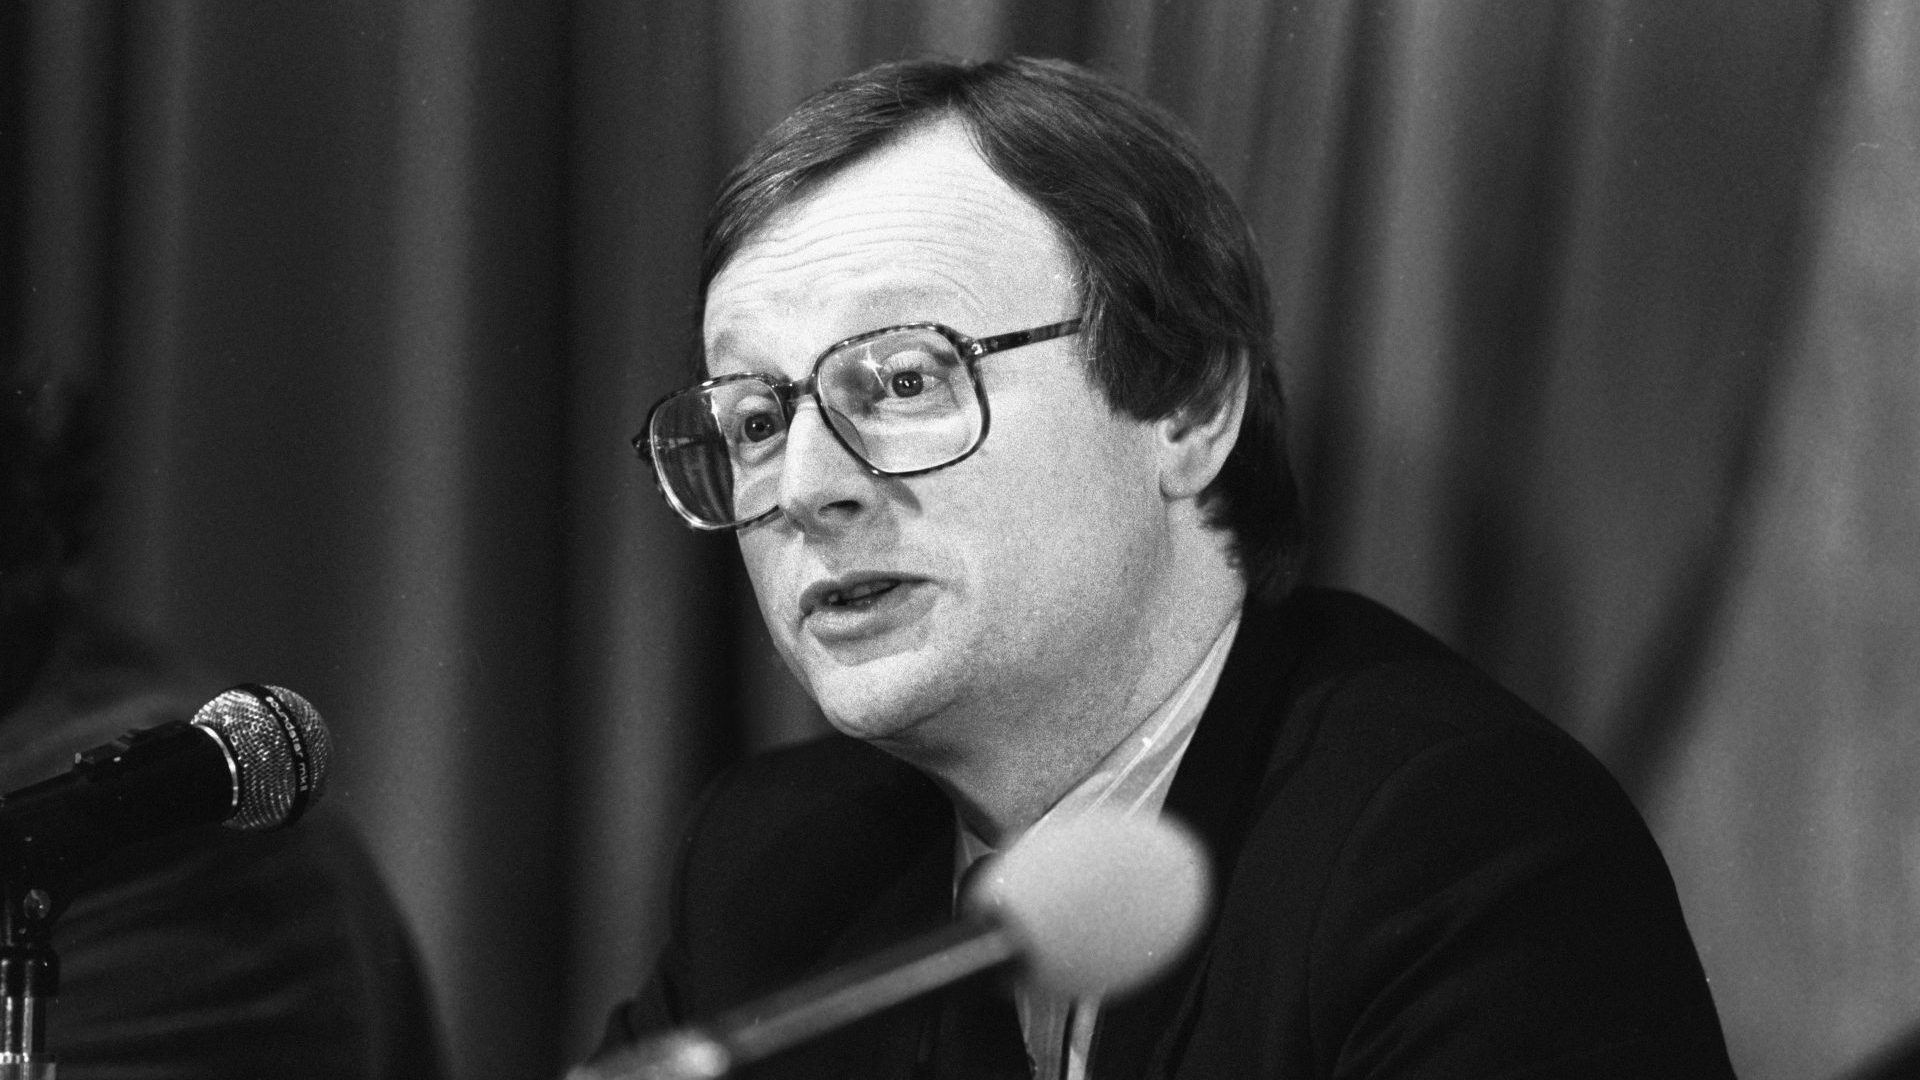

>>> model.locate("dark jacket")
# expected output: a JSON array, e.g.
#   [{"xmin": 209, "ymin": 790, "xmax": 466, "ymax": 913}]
[{"xmin": 595, "ymin": 588, "xmax": 1736, "ymax": 1078}]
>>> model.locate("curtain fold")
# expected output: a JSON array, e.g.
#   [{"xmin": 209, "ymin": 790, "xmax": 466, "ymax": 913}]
[
  {"xmin": 6, "ymin": 2, "xmax": 1914, "ymax": 1078},
  {"xmin": 1651, "ymin": 1, "xmax": 1920, "ymax": 1074}
]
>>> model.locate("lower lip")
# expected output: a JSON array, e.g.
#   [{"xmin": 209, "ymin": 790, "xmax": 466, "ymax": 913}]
[{"xmin": 804, "ymin": 581, "xmax": 931, "ymax": 644}]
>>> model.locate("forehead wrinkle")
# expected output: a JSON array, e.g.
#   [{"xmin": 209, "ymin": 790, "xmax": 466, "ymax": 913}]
[
  {"xmin": 707, "ymin": 228, "xmax": 1052, "ymax": 368},
  {"xmin": 725, "ymin": 199, "xmax": 1045, "ymax": 310},
  {"xmin": 704, "ymin": 122, "xmax": 1077, "ymax": 372}
]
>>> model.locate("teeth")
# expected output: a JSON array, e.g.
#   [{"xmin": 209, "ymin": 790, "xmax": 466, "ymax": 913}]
[{"xmin": 827, "ymin": 580, "xmax": 896, "ymax": 606}]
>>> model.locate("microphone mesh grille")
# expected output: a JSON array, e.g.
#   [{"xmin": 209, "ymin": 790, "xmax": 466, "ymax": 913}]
[{"xmin": 192, "ymin": 685, "xmax": 332, "ymax": 831}]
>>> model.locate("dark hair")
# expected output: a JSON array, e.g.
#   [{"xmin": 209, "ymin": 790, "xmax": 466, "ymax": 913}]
[{"xmin": 699, "ymin": 56, "xmax": 1304, "ymax": 603}]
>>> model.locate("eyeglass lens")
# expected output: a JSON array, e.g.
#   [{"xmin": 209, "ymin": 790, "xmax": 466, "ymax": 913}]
[{"xmin": 651, "ymin": 327, "xmax": 984, "ymax": 527}]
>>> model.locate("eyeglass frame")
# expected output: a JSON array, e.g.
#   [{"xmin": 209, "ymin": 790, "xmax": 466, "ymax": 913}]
[{"xmin": 634, "ymin": 317, "xmax": 1084, "ymax": 531}]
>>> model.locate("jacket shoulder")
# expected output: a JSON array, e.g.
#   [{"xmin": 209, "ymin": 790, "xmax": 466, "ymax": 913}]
[
  {"xmin": 661, "ymin": 736, "xmax": 951, "ymax": 1020},
  {"xmin": 1163, "ymin": 588, "xmax": 1733, "ymax": 1077}
]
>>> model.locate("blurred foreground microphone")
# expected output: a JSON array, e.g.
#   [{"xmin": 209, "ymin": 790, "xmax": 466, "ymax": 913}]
[
  {"xmin": 574, "ymin": 812, "xmax": 1210, "ymax": 1080},
  {"xmin": 0, "ymin": 684, "xmax": 330, "ymax": 883}
]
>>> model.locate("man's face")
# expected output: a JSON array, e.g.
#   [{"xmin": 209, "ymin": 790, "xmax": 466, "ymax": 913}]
[{"xmin": 704, "ymin": 121, "xmax": 1179, "ymax": 759}]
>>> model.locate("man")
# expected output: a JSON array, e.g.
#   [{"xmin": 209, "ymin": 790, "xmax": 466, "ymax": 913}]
[
  {"xmin": 587, "ymin": 56, "xmax": 1736, "ymax": 1079},
  {"xmin": 2, "ymin": 370, "xmax": 446, "ymax": 1075}
]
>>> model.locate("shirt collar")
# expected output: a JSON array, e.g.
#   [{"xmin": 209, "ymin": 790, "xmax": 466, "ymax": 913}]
[
  {"xmin": 951, "ymin": 611, "xmax": 1242, "ymax": 1080},
  {"xmin": 956, "ymin": 610, "xmax": 1242, "ymax": 871}
]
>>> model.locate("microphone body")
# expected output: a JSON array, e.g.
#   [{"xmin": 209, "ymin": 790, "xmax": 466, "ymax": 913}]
[
  {"xmin": 0, "ymin": 684, "xmax": 330, "ymax": 886},
  {"xmin": 0, "ymin": 684, "xmax": 328, "ymax": 1069}
]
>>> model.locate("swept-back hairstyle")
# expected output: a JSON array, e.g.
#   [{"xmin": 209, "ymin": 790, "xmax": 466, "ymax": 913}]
[{"xmin": 699, "ymin": 56, "xmax": 1305, "ymax": 603}]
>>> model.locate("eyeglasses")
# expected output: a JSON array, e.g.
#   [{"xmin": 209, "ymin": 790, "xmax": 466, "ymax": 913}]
[{"xmin": 635, "ymin": 319, "xmax": 1082, "ymax": 530}]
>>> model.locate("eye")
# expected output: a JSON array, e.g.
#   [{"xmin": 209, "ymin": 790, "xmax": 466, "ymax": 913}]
[
  {"xmin": 819, "ymin": 333, "xmax": 964, "ymax": 420},
  {"xmin": 888, "ymin": 369, "xmax": 925, "ymax": 398},
  {"xmin": 738, "ymin": 409, "xmax": 780, "ymax": 443},
  {"xmin": 714, "ymin": 388, "xmax": 786, "ymax": 455},
  {"xmin": 872, "ymin": 347, "xmax": 946, "ymax": 396}
]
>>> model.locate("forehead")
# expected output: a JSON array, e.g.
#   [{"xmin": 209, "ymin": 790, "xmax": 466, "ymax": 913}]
[{"xmin": 703, "ymin": 121, "xmax": 1078, "ymax": 373}]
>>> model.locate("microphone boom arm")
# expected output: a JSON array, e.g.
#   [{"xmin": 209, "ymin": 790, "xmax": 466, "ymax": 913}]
[{"xmin": 586, "ymin": 915, "xmax": 1023, "ymax": 1080}]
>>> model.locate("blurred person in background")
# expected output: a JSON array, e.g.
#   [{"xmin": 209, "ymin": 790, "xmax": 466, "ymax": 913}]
[{"xmin": 0, "ymin": 361, "xmax": 447, "ymax": 1079}]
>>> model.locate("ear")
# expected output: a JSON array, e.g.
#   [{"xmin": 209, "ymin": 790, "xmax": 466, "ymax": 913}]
[{"xmin": 1155, "ymin": 361, "xmax": 1247, "ymax": 502}]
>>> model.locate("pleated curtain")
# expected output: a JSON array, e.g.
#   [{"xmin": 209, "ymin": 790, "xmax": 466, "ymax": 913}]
[{"xmin": 5, "ymin": 3, "xmax": 1915, "ymax": 1078}]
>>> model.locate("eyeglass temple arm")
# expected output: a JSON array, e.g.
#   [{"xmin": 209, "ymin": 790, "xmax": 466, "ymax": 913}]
[{"xmin": 965, "ymin": 318, "xmax": 1082, "ymax": 358}]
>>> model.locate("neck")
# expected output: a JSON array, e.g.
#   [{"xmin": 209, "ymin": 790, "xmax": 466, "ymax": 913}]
[{"xmin": 902, "ymin": 544, "xmax": 1246, "ymax": 846}]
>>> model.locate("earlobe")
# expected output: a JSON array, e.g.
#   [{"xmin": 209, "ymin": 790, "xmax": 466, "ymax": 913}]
[{"xmin": 1157, "ymin": 365, "xmax": 1248, "ymax": 501}]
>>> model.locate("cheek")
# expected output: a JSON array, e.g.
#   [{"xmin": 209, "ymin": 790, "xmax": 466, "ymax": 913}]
[
  {"xmin": 1000, "ymin": 417, "xmax": 1160, "ymax": 541},
  {"xmin": 941, "ymin": 434, "xmax": 1158, "ymax": 608},
  {"xmin": 737, "ymin": 538, "xmax": 791, "ymax": 628}
]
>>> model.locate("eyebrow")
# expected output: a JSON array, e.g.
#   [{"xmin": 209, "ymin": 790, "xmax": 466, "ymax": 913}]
[
  {"xmin": 703, "ymin": 285, "xmax": 971, "ymax": 374},
  {"xmin": 702, "ymin": 326, "xmax": 790, "ymax": 379},
  {"xmin": 703, "ymin": 327, "xmax": 749, "ymax": 366}
]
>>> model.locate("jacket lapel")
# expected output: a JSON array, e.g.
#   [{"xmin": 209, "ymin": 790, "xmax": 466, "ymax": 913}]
[
  {"xmin": 1090, "ymin": 594, "xmax": 1308, "ymax": 1080},
  {"xmin": 745, "ymin": 767, "xmax": 954, "ymax": 1080}
]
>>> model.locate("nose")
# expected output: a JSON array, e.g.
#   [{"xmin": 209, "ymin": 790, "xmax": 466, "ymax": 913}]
[{"xmin": 775, "ymin": 400, "xmax": 877, "ymax": 532}]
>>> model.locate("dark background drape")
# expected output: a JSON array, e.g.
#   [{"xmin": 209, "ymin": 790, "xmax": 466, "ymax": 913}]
[{"xmin": 5, "ymin": 2, "xmax": 1915, "ymax": 1079}]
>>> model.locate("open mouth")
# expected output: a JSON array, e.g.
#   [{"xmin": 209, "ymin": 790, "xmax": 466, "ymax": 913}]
[{"xmin": 822, "ymin": 579, "xmax": 900, "ymax": 610}]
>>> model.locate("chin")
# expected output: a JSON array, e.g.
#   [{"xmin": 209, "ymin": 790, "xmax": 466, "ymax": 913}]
[
  {"xmin": 813, "ymin": 683, "xmax": 930, "ymax": 744},
  {"xmin": 818, "ymin": 708, "xmax": 921, "ymax": 747},
  {"xmin": 804, "ymin": 659, "xmax": 956, "ymax": 751}
]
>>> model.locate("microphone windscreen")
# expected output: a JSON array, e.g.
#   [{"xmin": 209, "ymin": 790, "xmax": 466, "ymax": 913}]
[
  {"xmin": 965, "ymin": 812, "xmax": 1210, "ymax": 999},
  {"xmin": 192, "ymin": 685, "xmax": 331, "ymax": 830}
]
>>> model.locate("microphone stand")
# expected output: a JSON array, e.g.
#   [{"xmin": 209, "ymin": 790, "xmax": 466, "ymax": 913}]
[
  {"xmin": 0, "ymin": 879, "xmax": 58, "ymax": 1079},
  {"xmin": 0, "ymin": 772, "xmax": 83, "ymax": 1080},
  {"xmin": 0, "ymin": 714, "xmax": 231, "ymax": 1079}
]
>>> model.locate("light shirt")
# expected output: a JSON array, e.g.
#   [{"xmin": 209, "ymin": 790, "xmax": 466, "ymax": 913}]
[{"xmin": 955, "ymin": 613, "xmax": 1241, "ymax": 1080}]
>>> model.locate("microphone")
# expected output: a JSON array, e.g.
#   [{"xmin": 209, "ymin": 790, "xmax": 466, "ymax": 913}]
[
  {"xmin": 0, "ymin": 684, "xmax": 331, "ymax": 885},
  {"xmin": 575, "ymin": 811, "xmax": 1211, "ymax": 1080}
]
